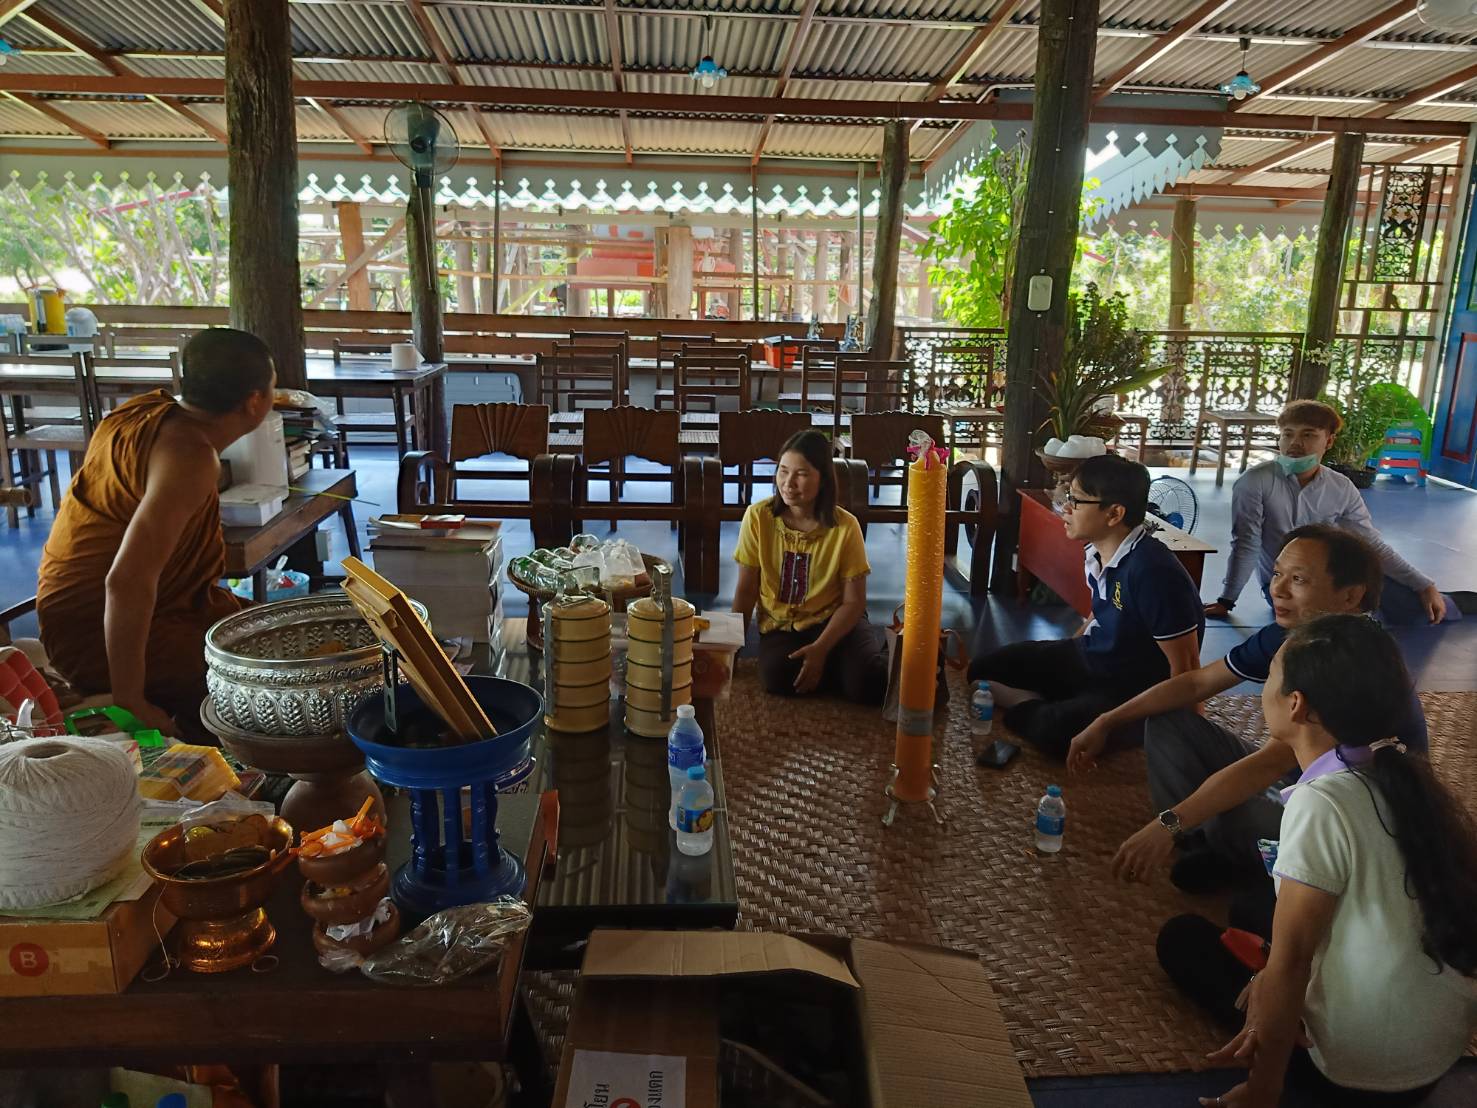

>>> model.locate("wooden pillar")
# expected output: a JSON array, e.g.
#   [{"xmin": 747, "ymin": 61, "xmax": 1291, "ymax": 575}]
[
  {"xmin": 776, "ymin": 228, "xmax": 793, "ymax": 319},
  {"xmin": 477, "ymin": 240, "xmax": 494, "ymax": 316},
  {"xmin": 1296, "ymin": 131, "xmax": 1365, "ymax": 399},
  {"xmin": 225, "ymin": 0, "xmax": 304, "ymax": 388},
  {"xmin": 405, "ymin": 184, "xmax": 444, "ymax": 361},
  {"xmin": 866, "ymin": 120, "xmax": 909, "ymax": 356},
  {"xmin": 750, "ymin": 167, "xmax": 761, "ymax": 320},
  {"xmin": 997, "ymin": 0, "xmax": 1100, "ymax": 589},
  {"xmin": 453, "ymin": 228, "xmax": 476, "ymax": 314},
  {"xmin": 837, "ymin": 233, "xmax": 853, "ymax": 315},
  {"xmin": 667, "ymin": 225, "xmax": 694, "ymax": 319},
  {"xmin": 336, "ymin": 201, "xmax": 372, "ymax": 312},
  {"xmin": 915, "ymin": 252, "xmax": 934, "ymax": 322},
  {"xmin": 1164, "ymin": 195, "xmax": 1196, "ymax": 422}
]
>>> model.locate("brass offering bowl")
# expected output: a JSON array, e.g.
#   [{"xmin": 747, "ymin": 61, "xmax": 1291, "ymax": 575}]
[{"xmin": 141, "ymin": 817, "xmax": 295, "ymax": 974}]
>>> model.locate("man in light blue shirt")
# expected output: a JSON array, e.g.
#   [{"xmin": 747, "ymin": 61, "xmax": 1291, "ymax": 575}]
[{"xmin": 1205, "ymin": 400, "xmax": 1475, "ymax": 626}]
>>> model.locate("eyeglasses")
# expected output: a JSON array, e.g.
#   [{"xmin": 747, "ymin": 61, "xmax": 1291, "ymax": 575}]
[{"xmin": 1063, "ymin": 493, "xmax": 1104, "ymax": 510}]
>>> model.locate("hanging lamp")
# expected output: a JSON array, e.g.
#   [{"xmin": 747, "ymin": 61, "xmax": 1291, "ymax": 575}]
[
  {"xmin": 690, "ymin": 18, "xmax": 728, "ymax": 89},
  {"xmin": 1219, "ymin": 37, "xmax": 1261, "ymax": 101}
]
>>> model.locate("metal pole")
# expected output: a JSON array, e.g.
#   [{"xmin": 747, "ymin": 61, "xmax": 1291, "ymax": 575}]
[
  {"xmin": 856, "ymin": 161, "xmax": 865, "ymax": 321},
  {"xmin": 492, "ymin": 162, "xmax": 503, "ymax": 315},
  {"xmin": 751, "ymin": 163, "xmax": 761, "ymax": 320}
]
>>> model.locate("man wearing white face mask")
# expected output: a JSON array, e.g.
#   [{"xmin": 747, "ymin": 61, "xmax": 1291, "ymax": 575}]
[{"xmin": 1205, "ymin": 400, "xmax": 1476, "ymax": 626}]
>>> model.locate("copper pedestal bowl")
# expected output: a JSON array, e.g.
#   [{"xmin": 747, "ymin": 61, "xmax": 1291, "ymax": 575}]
[
  {"xmin": 200, "ymin": 699, "xmax": 386, "ymax": 834},
  {"xmin": 140, "ymin": 816, "xmax": 295, "ymax": 973}
]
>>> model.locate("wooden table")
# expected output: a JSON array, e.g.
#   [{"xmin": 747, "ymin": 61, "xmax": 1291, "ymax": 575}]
[
  {"xmin": 221, "ymin": 469, "xmax": 362, "ymax": 602},
  {"xmin": 1016, "ymin": 488, "xmax": 1217, "ymax": 618},
  {"xmin": 304, "ymin": 360, "xmax": 448, "ymax": 458},
  {"xmin": 0, "ymin": 791, "xmax": 557, "ymax": 1107}
]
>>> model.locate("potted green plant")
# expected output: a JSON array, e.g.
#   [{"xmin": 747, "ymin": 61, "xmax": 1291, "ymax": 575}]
[
  {"xmin": 1036, "ymin": 284, "xmax": 1170, "ymax": 481},
  {"xmin": 1321, "ymin": 381, "xmax": 1431, "ymax": 489}
]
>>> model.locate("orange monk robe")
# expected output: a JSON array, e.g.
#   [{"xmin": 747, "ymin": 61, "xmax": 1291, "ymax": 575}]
[{"xmin": 36, "ymin": 391, "xmax": 245, "ymax": 719}]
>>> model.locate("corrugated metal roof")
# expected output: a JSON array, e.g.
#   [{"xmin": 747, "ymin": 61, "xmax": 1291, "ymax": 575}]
[
  {"xmin": 786, "ymin": 78, "xmax": 925, "ymax": 102},
  {"xmin": 464, "ymin": 65, "xmax": 613, "ymax": 93},
  {"xmin": 628, "ymin": 116, "xmax": 758, "ymax": 154},
  {"xmin": 289, "ymin": 1, "xmax": 426, "ymax": 59},
  {"xmin": 765, "ymin": 121, "xmax": 879, "ymax": 158},
  {"xmin": 625, "ymin": 71, "xmax": 771, "ymax": 98},
  {"xmin": 124, "ymin": 55, "xmax": 229, "ymax": 80},
  {"xmin": 0, "ymin": 51, "xmax": 106, "ymax": 77},
  {"xmin": 436, "ymin": 5, "xmax": 609, "ymax": 67},
  {"xmin": 0, "ymin": 102, "xmax": 64, "ymax": 136},
  {"xmin": 486, "ymin": 110, "xmax": 626, "ymax": 152},
  {"xmin": 805, "ymin": 20, "xmax": 964, "ymax": 80},
  {"xmin": 622, "ymin": 11, "xmax": 790, "ymax": 72},
  {"xmin": 294, "ymin": 59, "xmax": 450, "ymax": 87},
  {"xmin": 51, "ymin": 100, "xmax": 199, "ymax": 139},
  {"xmin": 38, "ymin": 0, "xmax": 223, "ymax": 53},
  {"xmin": 958, "ymin": 25, "xmax": 1038, "ymax": 84}
]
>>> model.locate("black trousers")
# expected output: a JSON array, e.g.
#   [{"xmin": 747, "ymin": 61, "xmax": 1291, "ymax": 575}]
[
  {"xmin": 757, "ymin": 619, "xmax": 889, "ymax": 705},
  {"xmin": 968, "ymin": 638, "xmax": 1143, "ymax": 759},
  {"xmin": 1156, "ymin": 910, "xmax": 1438, "ymax": 1107}
]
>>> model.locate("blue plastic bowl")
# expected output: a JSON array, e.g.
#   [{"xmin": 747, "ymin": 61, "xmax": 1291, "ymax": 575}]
[{"xmin": 347, "ymin": 675, "xmax": 542, "ymax": 789}]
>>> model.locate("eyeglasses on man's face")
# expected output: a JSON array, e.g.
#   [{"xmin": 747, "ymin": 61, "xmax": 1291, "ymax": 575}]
[{"xmin": 1063, "ymin": 492, "xmax": 1104, "ymax": 511}]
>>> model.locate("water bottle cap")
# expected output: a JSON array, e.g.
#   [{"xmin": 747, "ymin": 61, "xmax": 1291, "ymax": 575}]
[
  {"xmin": 975, "ymin": 680, "xmax": 990, "ymax": 691},
  {"xmin": 686, "ymin": 764, "xmax": 705, "ymax": 780},
  {"xmin": 157, "ymin": 1096, "xmax": 187, "ymax": 1108},
  {"xmin": 1046, "ymin": 785, "xmax": 1061, "ymax": 797},
  {"xmin": 676, "ymin": 704, "xmax": 695, "ymax": 719}
]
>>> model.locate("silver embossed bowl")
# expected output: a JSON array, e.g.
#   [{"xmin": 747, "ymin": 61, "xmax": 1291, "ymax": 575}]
[{"xmin": 204, "ymin": 593, "xmax": 430, "ymax": 737}]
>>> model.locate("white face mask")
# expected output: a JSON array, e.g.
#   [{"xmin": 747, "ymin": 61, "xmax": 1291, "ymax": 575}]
[{"xmin": 1275, "ymin": 452, "xmax": 1320, "ymax": 476}]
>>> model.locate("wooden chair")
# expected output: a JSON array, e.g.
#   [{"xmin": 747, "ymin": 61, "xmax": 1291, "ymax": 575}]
[
  {"xmin": 578, "ymin": 406, "xmax": 681, "ymax": 528},
  {"xmin": 718, "ymin": 409, "xmax": 812, "ymax": 504},
  {"xmin": 1187, "ymin": 344, "xmax": 1282, "ymax": 486},
  {"xmin": 671, "ymin": 345, "xmax": 751, "ymax": 414},
  {"xmin": 90, "ymin": 352, "xmax": 182, "ymax": 416},
  {"xmin": 777, "ymin": 345, "xmax": 843, "ymax": 413},
  {"xmin": 847, "ymin": 411, "xmax": 947, "ymax": 507},
  {"xmin": 833, "ymin": 356, "xmax": 912, "ymax": 414},
  {"xmin": 328, "ymin": 339, "xmax": 420, "ymax": 454},
  {"xmin": 1189, "ymin": 410, "xmax": 1279, "ymax": 487},
  {"xmin": 441, "ymin": 402, "xmax": 551, "ymax": 502},
  {"xmin": 655, "ymin": 331, "xmax": 715, "ymax": 396},
  {"xmin": 567, "ymin": 331, "xmax": 629, "ymax": 387},
  {"xmin": 0, "ymin": 352, "xmax": 94, "ymax": 523},
  {"xmin": 539, "ymin": 346, "xmax": 625, "ymax": 412}
]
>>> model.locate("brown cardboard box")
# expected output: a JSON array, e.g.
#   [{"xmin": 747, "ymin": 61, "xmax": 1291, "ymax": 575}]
[
  {"xmin": 553, "ymin": 930, "xmax": 1032, "ymax": 1108},
  {"xmin": 0, "ymin": 891, "xmax": 173, "ymax": 997}
]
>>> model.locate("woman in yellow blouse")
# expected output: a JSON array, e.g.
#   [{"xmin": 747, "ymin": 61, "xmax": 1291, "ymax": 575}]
[{"xmin": 731, "ymin": 430, "xmax": 888, "ymax": 701}]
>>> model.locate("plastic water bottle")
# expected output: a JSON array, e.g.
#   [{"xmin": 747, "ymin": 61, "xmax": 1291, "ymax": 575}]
[
  {"xmin": 675, "ymin": 765, "xmax": 715, "ymax": 856},
  {"xmin": 1035, "ymin": 785, "xmax": 1065, "ymax": 853},
  {"xmin": 970, "ymin": 681, "xmax": 994, "ymax": 741},
  {"xmin": 667, "ymin": 704, "xmax": 706, "ymax": 830}
]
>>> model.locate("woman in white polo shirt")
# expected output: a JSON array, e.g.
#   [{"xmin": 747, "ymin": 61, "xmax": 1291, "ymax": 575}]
[{"xmin": 1158, "ymin": 614, "xmax": 1477, "ymax": 1107}]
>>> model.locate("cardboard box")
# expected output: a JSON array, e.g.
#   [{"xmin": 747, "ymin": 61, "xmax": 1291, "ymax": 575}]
[
  {"xmin": 0, "ymin": 892, "xmax": 175, "ymax": 997},
  {"xmin": 553, "ymin": 930, "xmax": 1032, "ymax": 1108}
]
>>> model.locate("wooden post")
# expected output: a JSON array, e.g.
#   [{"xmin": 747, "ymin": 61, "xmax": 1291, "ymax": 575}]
[
  {"xmin": 453, "ymin": 229, "xmax": 476, "ymax": 313},
  {"xmin": 224, "ymin": 0, "xmax": 304, "ymax": 388},
  {"xmin": 667, "ymin": 225, "xmax": 694, "ymax": 319},
  {"xmin": 1164, "ymin": 195, "xmax": 1196, "ymax": 422},
  {"xmin": 777, "ymin": 228, "xmax": 793, "ymax": 319},
  {"xmin": 1296, "ymin": 131, "xmax": 1365, "ymax": 399},
  {"xmin": 997, "ymin": 0, "xmax": 1100, "ymax": 589},
  {"xmin": 477, "ymin": 240, "xmax": 494, "ymax": 316},
  {"xmin": 406, "ymin": 184, "xmax": 444, "ymax": 361},
  {"xmin": 492, "ymin": 166, "xmax": 503, "ymax": 315},
  {"xmin": 866, "ymin": 120, "xmax": 908, "ymax": 357},
  {"xmin": 750, "ymin": 166, "xmax": 761, "ymax": 320},
  {"xmin": 855, "ymin": 162, "xmax": 866, "ymax": 323},
  {"xmin": 336, "ymin": 201, "xmax": 372, "ymax": 311}
]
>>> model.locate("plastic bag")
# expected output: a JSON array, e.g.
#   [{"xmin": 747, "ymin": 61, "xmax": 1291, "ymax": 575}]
[{"xmin": 318, "ymin": 897, "xmax": 532, "ymax": 984}]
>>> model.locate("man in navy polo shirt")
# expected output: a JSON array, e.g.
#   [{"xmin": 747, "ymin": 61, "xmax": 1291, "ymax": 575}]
[
  {"xmin": 1067, "ymin": 523, "xmax": 1430, "ymax": 893},
  {"xmin": 969, "ymin": 455, "xmax": 1204, "ymax": 760}
]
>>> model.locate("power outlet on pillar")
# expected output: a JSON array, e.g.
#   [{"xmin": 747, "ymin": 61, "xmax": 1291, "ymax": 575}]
[{"xmin": 1027, "ymin": 274, "xmax": 1053, "ymax": 312}]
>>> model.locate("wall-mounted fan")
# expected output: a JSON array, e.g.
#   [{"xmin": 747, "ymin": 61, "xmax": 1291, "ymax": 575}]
[
  {"xmin": 1418, "ymin": 0, "xmax": 1477, "ymax": 31},
  {"xmin": 385, "ymin": 104, "xmax": 461, "ymax": 363}
]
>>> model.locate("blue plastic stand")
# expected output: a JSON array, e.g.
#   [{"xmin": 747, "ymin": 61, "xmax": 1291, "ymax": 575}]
[{"xmin": 348, "ymin": 675, "xmax": 542, "ymax": 917}]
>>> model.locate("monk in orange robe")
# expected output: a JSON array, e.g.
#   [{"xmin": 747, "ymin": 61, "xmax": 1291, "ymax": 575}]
[{"xmin": 36, "ymin": 328, "xmax": 276, "ymax": 736}]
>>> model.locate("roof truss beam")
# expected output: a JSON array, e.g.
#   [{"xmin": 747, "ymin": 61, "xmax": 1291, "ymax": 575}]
[
  {"xmin": 750, "ymin": 0, "xmax": 821, "ymax": 165},
  {"xmin": 0, "ymin": 0, "xmax": 39, "ymax": 28},
  {"xmin": 6, "ymin": 91, "xmax": 109, "ymax": 148},
  {"xmin": 403, "ymin": 0, "xmax": 502, "ymax": 160},
  {"xmin": 600, "ymin": 0, "xmax": 633, "ymax": 163},
  {"xmin": 1232, "ymin": 1, "xmax": 1419, "ymax": 107},
  {"xmin": 1092, "ymin": 0, "xmax": 1238, "ymax": 103},
  {"xmin": 308, "ymin": 96, "xmax": 373, "ymax": 155}
]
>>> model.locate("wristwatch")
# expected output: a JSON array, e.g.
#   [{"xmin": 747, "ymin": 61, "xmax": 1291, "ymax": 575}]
[
  {"xmin": 1157, "ymin": 809, "xmax": 1185, "ymax": 843},
  {"xmin": 1216, "ymin": 596, "xmax": 1236, "ymax": 611}
]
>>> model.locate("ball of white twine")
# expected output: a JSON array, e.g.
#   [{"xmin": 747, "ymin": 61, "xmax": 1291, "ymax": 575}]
[{"xmin": 0, "ymin": 736, "xmax": 141, "ymax": 910}]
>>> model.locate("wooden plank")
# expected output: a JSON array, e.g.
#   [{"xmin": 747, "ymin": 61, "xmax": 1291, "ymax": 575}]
[
  {"xmin": 309, "ymin": 214, "xmax": 406, "ymax": 308},
  {"xmin": 1092, "ymin": 0, "xmax": 1238, "ymax": 102},
  {"xmin": 0, "ymin": 71, "xmax": 1470, "ymax": 135},
  {"xmin": 1232, "ymin": 1, "xmax": 1419, "ymax": 107},
  {"xmin": 225, "ymin": 0, "xmax": 305, "ymax": 388}
]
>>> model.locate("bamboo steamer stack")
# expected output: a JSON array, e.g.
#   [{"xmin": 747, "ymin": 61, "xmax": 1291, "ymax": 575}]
[
  {"xmin": 624, "ymin": 565, "xmax": 695, "ymax": 738},
  {"xmin": 541, "ymin": 590, "xmax": 613, "ymax": 733}
]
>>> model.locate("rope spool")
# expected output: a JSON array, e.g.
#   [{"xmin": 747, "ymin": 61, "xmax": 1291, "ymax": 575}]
[{"xmin": 0, "ymin": 736, "xmax": 141, "ymax": 909}]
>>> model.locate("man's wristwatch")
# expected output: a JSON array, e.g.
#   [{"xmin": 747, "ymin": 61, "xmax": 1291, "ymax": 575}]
[{"xmin": 1157, "ymin": 809, "xmax": 1185, "ymax": 843}]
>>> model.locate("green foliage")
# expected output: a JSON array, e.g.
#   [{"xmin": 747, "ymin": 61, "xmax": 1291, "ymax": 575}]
[
  {"xmin": 1040, "ymin": 283, "xmax": 1169, "ymax": 443},
  {"xmin": 917, "ymin": 138, "xmax": 1029, "ymax": 330},
  {"xmin": 1322, "ymin": 381, "xmax": 1432, "ymax": 469}
]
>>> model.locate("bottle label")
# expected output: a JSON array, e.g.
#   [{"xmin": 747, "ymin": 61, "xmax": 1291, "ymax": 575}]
[
  {"xmin": 676, "ymin": 804, "xmax": 714, "ymax": 834},
  {"xmin": 669, "ymin": 744, "xmax": 704, "ymax": 769},
  {"xmin": 1036, "ymin": 812, "xmax": 1064, "ymax": 836}
]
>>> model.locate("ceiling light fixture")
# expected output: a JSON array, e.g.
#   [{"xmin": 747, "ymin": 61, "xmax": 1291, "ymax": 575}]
[
  {"xmin": 1219, "ymin": 36, "xmax": 1261, "ymax": 101},
  {"xmin": 0, "ymin": 40, "xmax": 18, "ymax": 67},
  {"xmin": 690, "ymin": 19, "xmax": 727, "ymax": 90}
]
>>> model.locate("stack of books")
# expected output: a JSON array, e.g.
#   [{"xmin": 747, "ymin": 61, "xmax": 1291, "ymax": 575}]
[
  {"xmin": 277, "ymin": 402, "xmax": 329, "ymax": 477},
  {"xmin": 367, "ymin": 515, "xmax": 505, "ymax": 651}
]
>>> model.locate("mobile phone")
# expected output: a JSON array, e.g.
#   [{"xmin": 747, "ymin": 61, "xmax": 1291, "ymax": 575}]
[{"xmin": 976, "ymin": 739, "xmax": 1020, "ymax": 769}]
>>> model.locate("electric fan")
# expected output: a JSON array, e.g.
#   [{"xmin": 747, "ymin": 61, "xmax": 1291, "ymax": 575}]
[
  {"xmin": 386, "ymin": 102, "xmax": 460, "ymax": 188},
  {"xmin": 1147, "ymin": 475, "xmax": 1198, "ymax": 533},
  {"xmin": 1417, "ymin": 0, "xmax": 1477, "ymax": 31}
]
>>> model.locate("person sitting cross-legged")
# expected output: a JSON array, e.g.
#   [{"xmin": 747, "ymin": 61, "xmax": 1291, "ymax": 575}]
[
  {"xmin": 1205, "ymin": 398, "xmax": 1477, "ymax": 627},
  {"xmin": 1158, "ymin": 614, "xmax": 1477, "ymax": 1108},
  {"xmin": 1070, "ymin": 524, "xmax": 1430, "ymax": 897},
  {"xmin": 968, "ymin": 455, "xmax": 1204, "ymax": 761},
  {"xmin": 731, "ymin": 429, "xmax": 889, "ymax": 703}
]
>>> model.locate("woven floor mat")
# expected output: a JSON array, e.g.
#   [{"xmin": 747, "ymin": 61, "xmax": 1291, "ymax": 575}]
[{"xmin": 713, "ymin": 667, "xmax": 1477, "ymax": 1078}]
